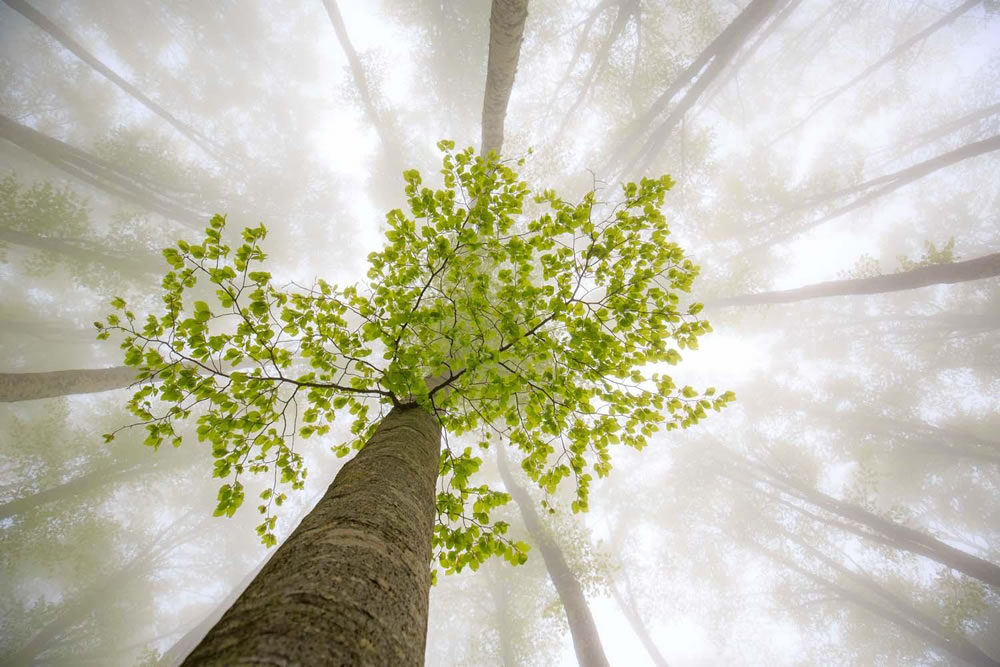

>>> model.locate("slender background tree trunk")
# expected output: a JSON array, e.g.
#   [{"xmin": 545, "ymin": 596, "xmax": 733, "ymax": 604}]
[
  {"xmin": 710, "ymin": 252, "xmax": 1000, "ymax": 307},
  {"xmin": 496, "ymin": 446, "xmax": 610, "ymax": 667}
]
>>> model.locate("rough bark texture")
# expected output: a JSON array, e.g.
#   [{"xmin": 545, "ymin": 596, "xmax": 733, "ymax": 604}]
[
  {"xmin": 0, "ymin": 365, "xmax": 139, "ymax": 402},
  {"xmin": 181, "ymin": 405, "xmax": 441, "ymax": 666},
  {"xmin": 1, "ymin": 0, "xmax": 221, "ymax": 159},
  {"xmin": 496, "ymin": 446, "xmax": 610, "ymax": 667},
  {"xmin": 711, "ymin": 252, "xmax": 1000, "ymax": 307},
  {"xmin": 480, "ymin": 0, "xmax": 529, "ymax": 157}
]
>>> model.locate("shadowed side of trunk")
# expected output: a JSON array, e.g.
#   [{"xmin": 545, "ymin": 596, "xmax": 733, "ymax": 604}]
[
  {"xmin": 182, "ymin": 405, "xmax": 442, "ymax": 666},
  {"xmin": 496, "ymin": 445, "xmax": 610, "ymax": 667}
]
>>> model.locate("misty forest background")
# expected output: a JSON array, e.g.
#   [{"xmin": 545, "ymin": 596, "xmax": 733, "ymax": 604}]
[{"xmin": 2, "ymin": 0, "xmax": 999, "ymax": 664}]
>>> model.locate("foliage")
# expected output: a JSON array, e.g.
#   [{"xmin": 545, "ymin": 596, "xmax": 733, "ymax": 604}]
[
  {"xmin": 840, "ymin": 238, "xmax": 957, "ymax": 279},
  {"xmin": 96, "ymin": 143, "xmax": 732, "ymax": 572}
]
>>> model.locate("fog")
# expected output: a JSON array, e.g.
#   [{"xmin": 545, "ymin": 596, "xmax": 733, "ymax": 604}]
[{"xmin": 1, "ymin": 1, "xmax": 998, "ymax": 665}]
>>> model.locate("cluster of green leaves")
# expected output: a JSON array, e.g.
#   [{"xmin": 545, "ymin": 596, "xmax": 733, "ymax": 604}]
[{"xmin": 96, "ymin": 142, "xmax": 732, "ymax": 570}]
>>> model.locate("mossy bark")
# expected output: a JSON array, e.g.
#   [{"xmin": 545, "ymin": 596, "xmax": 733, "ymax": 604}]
[{"xmin": 182, "ymin": 405, "xmax": 442, "ymax": 666}]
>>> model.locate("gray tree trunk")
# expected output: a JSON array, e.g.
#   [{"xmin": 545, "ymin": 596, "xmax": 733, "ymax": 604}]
[
  {"xmin": 480, "ymin": 0, "xmax": 529, "ymax": 157},
  {"xmin": 711, "ymin": 252, "xmax": 1000, "ymax": 307},
  {"xmin": 496, "ymin": 446, "xmax": 610, "ymax": 667},
  {"xmin": 1, "ymin": 0, "xmax": 221, "ymax": 160},
  {"xmin": 0, "ymin": 366, "xmax": 139, "ymax": 402},
  {"xmin": 181, "ymin": 404, "xmax": 441, "ymax": 666},
  {"xmin": 0, "ymin": 113, "xmax": 206, "ymax": 228},
  {"xmin": 722, "ymin": 455, "xmax": 1000, "ymax": 587}
]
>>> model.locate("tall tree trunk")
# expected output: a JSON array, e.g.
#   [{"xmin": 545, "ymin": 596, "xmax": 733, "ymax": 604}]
[
  {"xmin": 0, "ymin": 366, "xmax": 139, "ymax": 402},
  {"xmin": 0, "ymin": 113, "xmax": 206, "ymax": 227},
  {"xmin": 615, "ymin": 0, "xmax": 783, "ymax": 175},
  {"xmin": 181, "ymin": 404, "xmax": 441, "ymax": 666},
  {"xmin": 721, "ymin": 454, "xmax": 1000, "ymax": 587},
  {"xmin": 1, "ymin": 0, "xmax": 222, "ymax": 160},
  {"xmin": 495, "ymin": 446, "xmax": 610, "ymax": 667},
  {"xmin": 161, "ymin": 556, "xmax": 271, "ymax": 667},
  {"xmin": 711, "ymin": 252, "xmax": 1000, "ymax": 307},
  {"xmin": 321, "ymin": 0, "xmax": 396, "ymax": 154},
  {"xmin": 754, "ymin": 135, "xmax": 1000, "ymax": 248},
  {"xmin": 0, "ymin": 459, "xmax": 139, "ymax": 519},
  {"xmin": 480, "ymin": 0, "xmax": 530, "ymax": 157},
  {"xmin": 553, "ymin": 0, "xmax": 639, "ymax": 141},
  {"xmin": 0, "ymin": 226, "xmax": 159, "ymax": 277}
]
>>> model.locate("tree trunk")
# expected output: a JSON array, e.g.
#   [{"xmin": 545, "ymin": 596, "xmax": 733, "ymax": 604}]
[
  {"xmin": 181, "ymin": 404, "xmax": 441, "ymax": 666},
  {"xmin": 0, "ymin": 365, "xmax": 140, "ymax": 402},
  {"xmin": 711, "ymin": 252, "xmax": 1000, "ymax": 307},
  {"xmin": 616, "ymin": 0, "xmax": 782, "ymax": 174},
  {"xmin": 754, "ymin": 135, "xmax": 1000, "ymax": 248},
  {"xmin": 488, "ymin": 563, "xmax": 519, "ymax": 667},
  {"xmin": 722, "ymin": 455, "xmax": 1000, "ymax": 587},
  {"xmin": 0, "ymin": 113, "xmax": 206, "ymax": 228},
  {"xmin": 1, "ymin": 0, "xmax": 221, "ymax": 160},
  {"xmin": 321, "ymin": 0, "xmax": 395, "ymax": 153},
  {"xmin": 0, "ymin": 226, "xmax": 158, "ymax": 277},
  {"xmin": 480, "ymin": 0, "xmax": 529, "ymax": 157},
  {"xmin": 495, "ymin": 445, "xmax": 610, "ymax": 667},
  {"xmin": 0, "ymin": 459, "xmax": 138, "ymax": 519}
]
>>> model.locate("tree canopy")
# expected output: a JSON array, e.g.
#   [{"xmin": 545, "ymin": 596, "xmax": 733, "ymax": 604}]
[{"xmin": 97, "ymin": 143, "xmax": 732, "ymax": 572}]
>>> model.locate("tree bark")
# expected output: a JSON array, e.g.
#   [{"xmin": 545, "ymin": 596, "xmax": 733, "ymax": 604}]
[
  {"xmin": 181, "ymin": 404, "xmax": 441, "ymax": 666},
  {"xmin": 496, "ymin": 445, "xmax": 610, "ymax": 667},
  {"xmin": 0, "ymin": 365, "xmax": 140, "ymax": 402},
  {"xmin": 480, "ymin": 0, "xmax": 529, "ymax": 157},
  {"xmin": 711, "ymin": 252, "xmax": 1000, "ymax": 307},
  {"xmin": 1, "ymin": 0, "xmax": 222, "ymax": 160}
]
